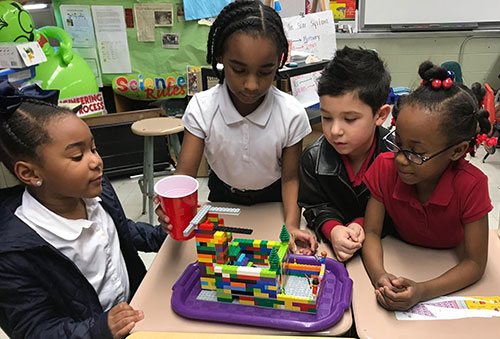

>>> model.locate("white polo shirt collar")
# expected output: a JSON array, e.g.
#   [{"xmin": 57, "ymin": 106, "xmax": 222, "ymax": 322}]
[
  {"xmin": 219, "ymin": 80, "xmax": 273, "ymax": 127},
  {"xmin": 17, "ymin": 189, "xmax": 101, "ymax": 241}
]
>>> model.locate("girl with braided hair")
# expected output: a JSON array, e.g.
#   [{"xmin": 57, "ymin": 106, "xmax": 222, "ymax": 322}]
[
  {"xmin": 0, "ymin": 80, "xmax": 166, "ymax": 338},
  {"xmin": 361, "ymin": 61, "xmax": 492, "ymax": 311},
  {"xmin": 158, "ymin": 0, "xmax": 317, "ymax": 255}
]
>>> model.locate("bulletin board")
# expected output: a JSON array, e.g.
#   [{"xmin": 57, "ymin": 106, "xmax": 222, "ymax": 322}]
[{"xmin": 51, "ymin": 0, "xmax": 210, "ymax": 86}]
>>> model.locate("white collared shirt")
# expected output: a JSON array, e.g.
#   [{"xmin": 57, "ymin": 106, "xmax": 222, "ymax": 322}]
[
  {"xmin": 15, "ymin": 189, "xmax": 130, "ymax": 311},
  {"xmin": 183, "ymin": 81, "xmax": 311, "ymax": 190}
]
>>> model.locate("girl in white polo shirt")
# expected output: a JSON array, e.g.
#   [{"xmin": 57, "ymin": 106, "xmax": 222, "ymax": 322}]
[{"xmin": 161, "ymin": 0, "xmax": 317, "ymax": 255}]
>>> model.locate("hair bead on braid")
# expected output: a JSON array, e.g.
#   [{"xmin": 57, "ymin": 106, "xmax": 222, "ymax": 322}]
[
  {"xmin": 402, "ymin": 61, "xmax": 486, "ymax": 147},
  {"xmin": 206, "ymin": 0, "xmax": 289, "ymax": 83}
]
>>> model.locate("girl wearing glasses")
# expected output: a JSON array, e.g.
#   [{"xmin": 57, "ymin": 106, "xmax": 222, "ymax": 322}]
[{"xmin": 361, "ymin": 61, "xmax": 492, "ymax": 311}]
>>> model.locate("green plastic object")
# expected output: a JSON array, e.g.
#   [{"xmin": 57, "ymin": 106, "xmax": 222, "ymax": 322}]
[
  {"xmin": 0, "ymin": 1, "xmax": 98, "ymax": 99},
  {"xmin": 441, "ymin": 61, "xmax": 463, "ymax": 84},
  {"xmin": 34, "ymin": 26, "xmax": 98, "ymax": 99},
  {"xmin": 0, "ymin": 1, "xmax": 40, "ymax": 42}
]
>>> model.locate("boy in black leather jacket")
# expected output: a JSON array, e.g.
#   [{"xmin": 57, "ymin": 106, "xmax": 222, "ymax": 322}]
[{"xmin": 298, "ymin": 47, "xmax": 391, "ymax": 262}]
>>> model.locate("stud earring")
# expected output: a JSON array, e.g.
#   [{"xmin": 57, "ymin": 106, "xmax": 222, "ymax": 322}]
[{"xmin": 36, "ymin": 180, "xmax": 42, "ymax": 187}]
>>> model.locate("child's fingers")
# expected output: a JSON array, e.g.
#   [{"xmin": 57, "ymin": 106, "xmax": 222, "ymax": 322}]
[
  {"xmin": 375, "ymin": 290, "xmax": 391, "ymax": 309},
  {"xmin": 114, "ymin": 321, "xmax": 136, "ymax": 339},
  {"xmin": 391, "ymin": 277, "xmax": 411, "ymax": 288}
]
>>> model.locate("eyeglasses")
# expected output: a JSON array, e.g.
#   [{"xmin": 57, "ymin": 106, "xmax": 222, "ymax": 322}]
[{"xmin": 382, "ymin": 130, "xmax": 458, "ymax": 165}]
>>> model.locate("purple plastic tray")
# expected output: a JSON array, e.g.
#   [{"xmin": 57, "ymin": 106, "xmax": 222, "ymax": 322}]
[{"xmin": 171, "ymin": 255, "xmax": 352, "ymax": 332}]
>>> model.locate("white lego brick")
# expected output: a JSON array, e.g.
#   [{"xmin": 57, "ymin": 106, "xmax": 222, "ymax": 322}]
[
  {"xmin": 236, "ymin": 266, "xmax": 262, "ymax": 277},
  {"xmin": 209, "ymin": 206, "xmax": 241, "ymax": 215},
  {"xmin": 183, "ymin": 223, "xmax": 197, "ymax": 237},
  {"xmin": 190, "ymin": 204, "xmax": 212, "ymax": 224}
]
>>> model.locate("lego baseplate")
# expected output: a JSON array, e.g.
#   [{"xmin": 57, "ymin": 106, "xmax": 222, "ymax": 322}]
[{"xmin": 171, "ymin": 255, "xmax": 352, "ymax": 332}]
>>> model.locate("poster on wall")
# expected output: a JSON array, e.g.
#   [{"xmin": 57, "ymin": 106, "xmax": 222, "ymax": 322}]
[
  {"xmin": 290, "ymin": 70, "xmax": 322, "ymax": 108},
  {"xmin": 282, "ymin": 10, "xmax": 337, "ymax": 61},
  {"xmin": 59, "ymin": 92, "xmax": 106, "ymax": 117},
  {"xmin": 134, "ymin": 3, "xmax": 174, "ymax": 42},
  {"xmin": 187, "ymin": 66, "xmax": 202, "ymax": 95},
  {"xmin": 112, "ymin": 73, "xmax": 187, "ymax": 100},
  {"xmin": 60, "ymin": 5, "xmax": 95, "ymax": 48},
  {"xmin": 91, "ymin": 5, "xmax": 132, "ymax": 74}
]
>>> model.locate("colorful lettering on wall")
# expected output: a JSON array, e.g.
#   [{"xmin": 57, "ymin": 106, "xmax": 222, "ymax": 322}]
[
  {"xmin": 112, "ymin": 73, "xmax": 187, "ymax": 100},
  {"xmin": 58, "ymin": 92, "xmax": 106, "ymax": 117}
]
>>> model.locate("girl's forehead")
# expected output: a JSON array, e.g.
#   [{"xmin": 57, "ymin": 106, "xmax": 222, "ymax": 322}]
[
  {"xmin": 45, "ymin": 114, "xmax": 92, "ymax": 141},
  {"xmin": 397, "ymin": 105, "xmax": 447, "ymax": 144},
  {"xmin": 225, "ymin": 32, "xmax": 279, "ymax": 56}
]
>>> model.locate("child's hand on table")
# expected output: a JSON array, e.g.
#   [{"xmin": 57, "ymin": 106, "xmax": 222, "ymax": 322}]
[
  {"xmin": 375, "ymin": 277, "xmax": 422, "ymax": 311},
  {"xmin": 330, "ymin": 224, "xmax": 364, "ymax": 262},
  {"xmin": 289, "ymin": 228, "xmax": 318, "ymax": 255},
  {"xmin": 347, "ymin": 222, "xmax": 365, "ymax": 243},
  {"xmin": 108, "ymin": 302, "xmax": 144, "ymax": 339}
]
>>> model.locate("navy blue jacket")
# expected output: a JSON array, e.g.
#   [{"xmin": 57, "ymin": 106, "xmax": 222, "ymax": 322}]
[{"xmin": 0, "ymin": 179, "xmax": 167, "ymax": 339}]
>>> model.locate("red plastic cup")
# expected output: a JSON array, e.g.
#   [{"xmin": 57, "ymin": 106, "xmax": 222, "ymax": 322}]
[{"xmin": 154, "ymin": 175, "xmax": 199, "ymax": 241}]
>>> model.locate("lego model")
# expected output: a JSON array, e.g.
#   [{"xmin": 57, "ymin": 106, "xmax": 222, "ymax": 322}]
[
  {"xmin": 184, "ymin": 205, "xmax": 326, "ymax": 313},
  {"xmin": 172, "ymin": 205, "xmax": 353, "ymax": 331}
]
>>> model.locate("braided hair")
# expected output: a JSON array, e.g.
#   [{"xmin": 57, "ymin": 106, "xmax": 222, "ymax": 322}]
[
  {"xmin": 402, "ymin": 61, "xmax": 484, "ymax": 146},
  {"xmin": 206, "ymin": 0, "xmax": 288, "ymax": 82},
  {"xmin": 471, "ymin": 82, "xmax": 492, "ymax": 135},
  {"xmin": 0, "ymin": 99, "xmax": 73, "ymax": 174}
]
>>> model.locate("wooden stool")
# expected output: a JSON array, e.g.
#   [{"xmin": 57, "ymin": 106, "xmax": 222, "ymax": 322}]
[{"xmin": 131, "ymin": 117, "xmax": 184, "ymax": 224}]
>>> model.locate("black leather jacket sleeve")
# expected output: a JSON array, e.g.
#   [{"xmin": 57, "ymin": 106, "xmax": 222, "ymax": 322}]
[{"xmin": 298, "ymin": 138, "xmax": 346, "ymax": 241}]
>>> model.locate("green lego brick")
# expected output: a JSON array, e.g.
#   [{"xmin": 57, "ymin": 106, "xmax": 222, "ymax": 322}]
[
  {"xmin": 254, "ymin": 297, "xmax": 282, "ymax": 308},
  {"xmin": 260, "ymin": 269, "xmax": 277, "ymax": 278},
  {"xmin": 228, "ymin": 246, "xmax": 241, "ymax": 258},
  {"xmin": 277, "ymin": 244, "xmax": 289, "ymax": 260},
  {"xmin": 234, "ymin": 238, "xmax": 255, "ymax": 246},
  {"xmin": 221, "ymin": 265, "xmax": 238, "ymax": 274},
  {"xmin": 196, "ymin": 245, "xmax": 216, "ymax": 253}
]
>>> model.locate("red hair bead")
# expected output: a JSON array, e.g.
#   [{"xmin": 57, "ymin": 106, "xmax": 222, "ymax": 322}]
[
  {"xmin": 431, "ymin": 79, "xmax": 442, "ymax": 89},
  {"xmin": 420, "ymin": 80, "xmax": 427, "ymax": 86},
  {"xmin": 442, "ymin": 78, "xmax": 453, "ymax": 88}
]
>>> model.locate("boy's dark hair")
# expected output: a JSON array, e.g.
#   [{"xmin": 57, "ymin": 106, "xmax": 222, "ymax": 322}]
[
  {"xmin": 0, "ymin": 99, "xmax": 73, "ymax": 174},
  {"xmin": 206, "ymin": 0, "xmax": 288, "ymax": 83},
  {"xmin": 403, "ymin": 61, "xmax": 484, "ymax": 145},
  {"xmin": 317, "ymin": 46, "xmax": 391, "ymax": 114}
]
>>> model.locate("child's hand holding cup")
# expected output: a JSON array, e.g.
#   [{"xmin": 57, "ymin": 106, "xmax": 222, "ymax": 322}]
[{"xmin": 154, "ymin": 175, "xmax": 199, "ymax": 241}]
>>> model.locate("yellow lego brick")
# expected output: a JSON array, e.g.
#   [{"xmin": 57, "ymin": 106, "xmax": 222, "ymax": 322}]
[
  {"xmin": 267, "ymin": 241, "xmax": 279, "ymax": 248},
  {"xmin": 239, "ymin": 299, "xmax": 255, "ymax": 306},
  {"xmin": 213, "ymin": 231, "xmax": 226, "ymax": 239},
  {"xmin": 198, "ymin": 256, "xmax": 215, "ymax": 264},
  {"xmin": 200, "ymin": 277, "xmax": 215, "ymax": 284},
  {"xmin": 267, "ymin": 285, "xmax": 277, "ymax": 291},
  {"xmin": 253, "ymin": 239, "xmax": 261, "ymax": 247},
  {"xmin": 254, "ymin": 291, "xmax": 269, "ymax": 298}
]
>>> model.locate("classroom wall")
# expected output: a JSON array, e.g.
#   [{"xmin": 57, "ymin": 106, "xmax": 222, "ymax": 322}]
[{"xmin": 337, "ymin": 35, "xmax": 500, "ymax": 90}]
